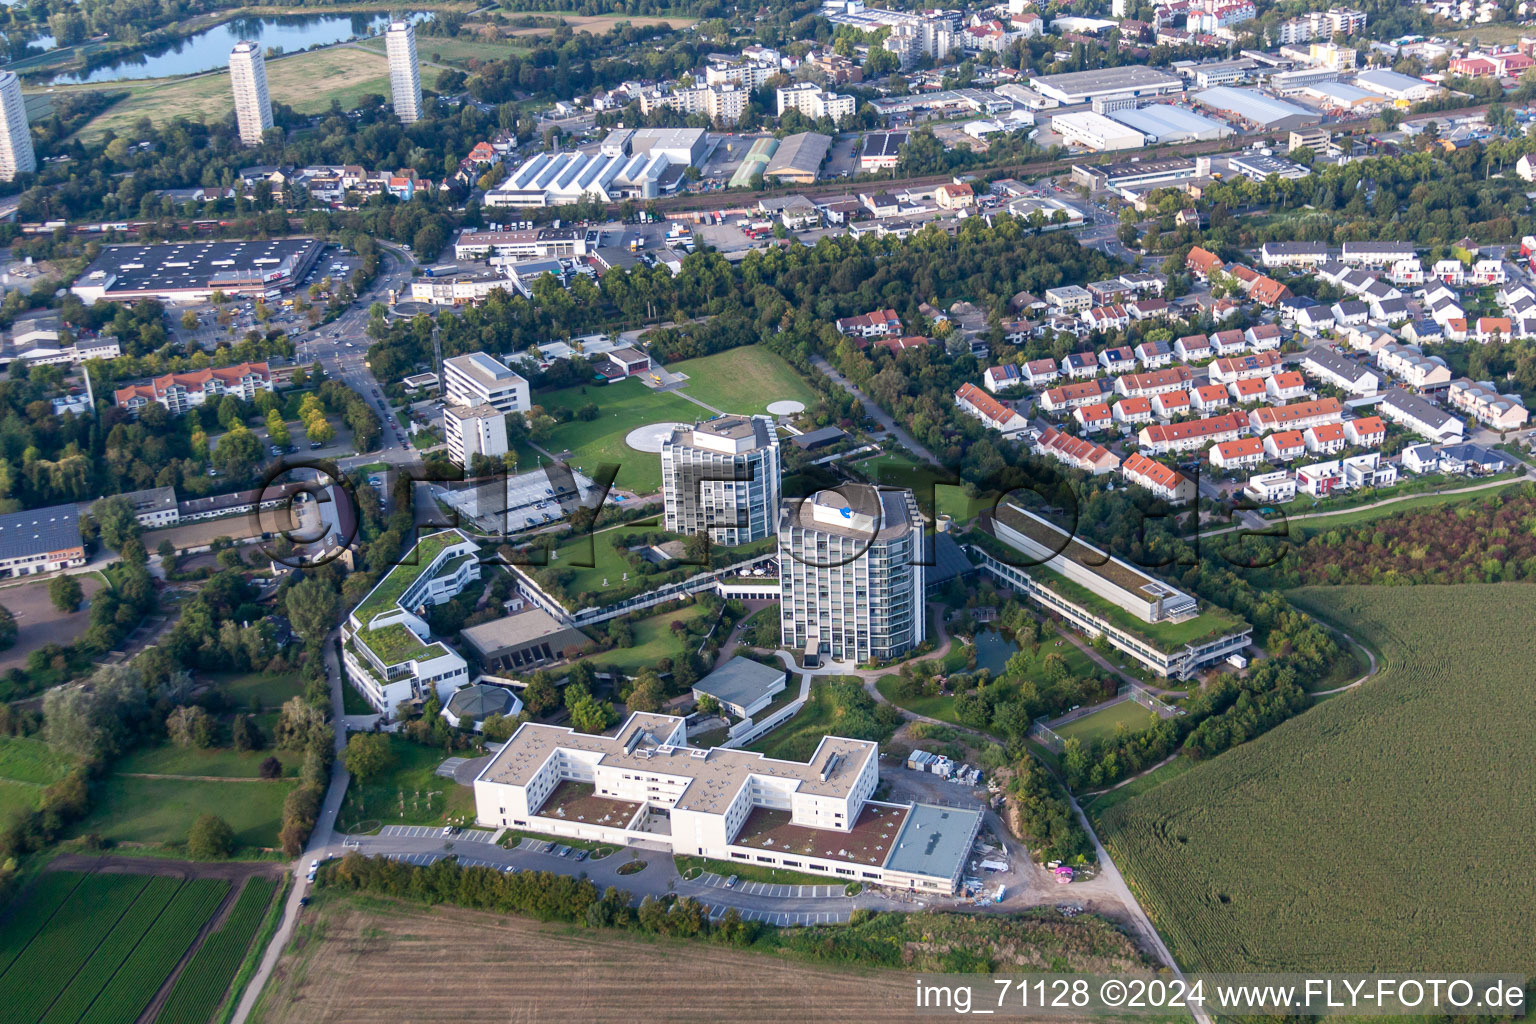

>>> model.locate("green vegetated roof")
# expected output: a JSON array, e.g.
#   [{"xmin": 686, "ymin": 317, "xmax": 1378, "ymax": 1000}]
[
  {"xmin": 1033, "ymin": 564, "xmax": 1248, "ymax": 653},
  {"xmin": 354, "ymin": 531, "xmax": 463, "ymax": 624},
  {"xmin": 360, "ymin": 622, "xmax": 447, "ymax": 666}
]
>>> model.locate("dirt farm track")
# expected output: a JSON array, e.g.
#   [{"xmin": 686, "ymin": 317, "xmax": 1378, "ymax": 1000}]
[{"xmin": 251, "ymin": 898, "xmax": 934, "ymax": 1024}]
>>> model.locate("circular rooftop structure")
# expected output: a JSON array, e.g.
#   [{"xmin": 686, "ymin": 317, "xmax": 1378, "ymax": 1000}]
[
  {"xmin": 625, "ymin": 422, "xmax": 689, "ymax": 453},
  {"xmin": 766, "ymin": 400, "xmax": 805, "ymax": 416}
]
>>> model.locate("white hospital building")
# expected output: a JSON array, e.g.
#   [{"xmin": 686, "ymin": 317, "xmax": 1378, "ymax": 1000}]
[{"xmin": 473, "ymin": 711, "xmax": 982, "ymax": 893}]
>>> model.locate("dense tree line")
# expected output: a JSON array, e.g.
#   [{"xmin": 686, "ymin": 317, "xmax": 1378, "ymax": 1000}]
[
  {"xmin": 1289, "ymin": 485, "xmax": 1536, "ymax": 586},
  {"xmin": 1189, "ymin": 139, "xmax": 1536, "ymax": 251}
]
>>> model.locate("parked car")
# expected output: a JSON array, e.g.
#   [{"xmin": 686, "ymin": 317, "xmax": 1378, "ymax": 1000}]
[{"xmin": 725, "ymin": 875, "xmax": 738, "ymax": 888}]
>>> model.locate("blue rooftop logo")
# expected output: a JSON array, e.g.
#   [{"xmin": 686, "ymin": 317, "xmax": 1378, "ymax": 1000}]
[{"xmin": 839, "ymin": 506, "xmax": 853, "ymax": 519}]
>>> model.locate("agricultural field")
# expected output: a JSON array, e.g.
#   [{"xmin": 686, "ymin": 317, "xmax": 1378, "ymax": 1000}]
[
  {"xmin": 0, "ymin": 868, "xmax": 244, "ymax": 1024},
  {"xmin": 62, "ymin": 46, "xmax": 435, "ymax": 141},
  {"xmin": 67, "ymin": 774, "xmax": 296, "ymax": 852},
  {"xmin": 666, "ymin": 347, "xmax": 819, "ymax": 416},
  {"xmin": 1098, "ymin": 584, "xmax": 1536, "ymax": 972},
  {"xmin": 156, "ymin": 877, "xmax": 280, "ymax": 1024},
  {"xmin": 337, "ymin": 736, "xmax": 474, "ymax": 832},
  {"xmin": 1050, "ymin": 699, "xmax": 1161, "ymax": 747},
  {"xmin": 245, "ymin": 896, "xmax": 921, "ymax": 1024},
  {"xmin": 534, "ymin": 377, "xmax": 702, "ymax": 494}
]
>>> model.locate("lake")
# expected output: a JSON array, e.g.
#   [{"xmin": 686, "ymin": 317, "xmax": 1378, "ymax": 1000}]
[
  {"xmin": 972, "ymin": 629, "xmax": 1019, "ymax": 676},
  {"xmin": 49, "ymin": 12, "xmax": 429, "ymax": 85}
]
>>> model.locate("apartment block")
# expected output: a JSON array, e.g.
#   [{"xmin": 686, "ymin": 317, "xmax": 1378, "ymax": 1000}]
[{"xmin": 661, "ymin": 415, "xmax": 782, "ymax": 546}]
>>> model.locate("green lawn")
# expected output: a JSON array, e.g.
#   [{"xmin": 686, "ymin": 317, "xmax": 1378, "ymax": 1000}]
[
  {"xmin": 64, "ymin": 46, "xmax": 434, "ymax": 142},
  {"xmin": 573, "ymin": 602, "xmax": 713, "ymax": 675},
  {"xmin": 359, "ymin": 34, "xmax": 531, "ymax": 66},
  {"xmin": 743, "ymin": 678, "xmax": 885, "ymax": 761},
  {"xmin": 674, "ymin": 854, "xmax": 839, "ymax": 887},
  {"xmin": 213, "ymin": 671, "xmax": 304, "ymax": 712},
  {"xmin": 1051, "ymin": 699, "xmax": 1162, "ymax": 746},
  {"xmin": 69, "ymin": 775, "xmax": 296, "ymax": 852},
  {"xmin": 1083, "ymin": 755, "xmax": 1196, "ymax": 817},
  {"xmin": 547, "ymin": 526, "xmax": 672, "ymax": 599},
  {"xmin": 338, "ymin": 736, "xmax": 474, "ymax": 829},
  {"xmin": 0, "ymin": 735, "xmax": 77, "ymax": 786},
  {"xmin": 534, "ymin": 377, "xmax": 704, "ymax": 494},
  {"xmin": 114, "ymin": 742, "xmax": 302, "ymax": 779},
  {"xmin": 851, "ymin": 451, "xmax": 998, "ymax": 522},
  {"xmin": 666, "ymin": 347, "xmax": 820, "ymax": 416}
]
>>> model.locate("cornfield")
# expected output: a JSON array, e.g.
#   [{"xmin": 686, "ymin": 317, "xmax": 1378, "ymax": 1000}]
[
  {"xmin": 155, "ymin": 878, "xmax": 278, "ymax": 1024},
  {"xmin": 1098, "ymin": 585, "xmax": 1536, "ymax": 973},
  {"xmin": 0, "ymin": 871, "xmax": 231, "ymax": 1024}
]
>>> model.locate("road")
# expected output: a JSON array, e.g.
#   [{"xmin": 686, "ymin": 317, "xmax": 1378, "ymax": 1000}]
[
  {"xmin": 228, "ymin": 636, "xmax": 353, "ymax": 1024},
  {"xmin": 810, "ymin": 354, "xmax": 942, "ymax": 466}
]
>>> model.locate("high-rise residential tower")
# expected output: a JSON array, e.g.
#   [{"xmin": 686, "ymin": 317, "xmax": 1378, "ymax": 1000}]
[
  {"xmin": 386, "ymin": 21, "xmax": 424, "ymax": 123},
  {"xmin": 229, "ymin": 42, "xmax": 273, "ymax": 147},
  {"xmin": 660, "ymin": 415, "xmax": 781, "ymax": 547},
  {"xmin": 0, "ymin": 72, "xmax": 35, "ymax": 182},
  {"xmin": 778, "ymin": 485, "xmax": 926, "ymax": 665}
]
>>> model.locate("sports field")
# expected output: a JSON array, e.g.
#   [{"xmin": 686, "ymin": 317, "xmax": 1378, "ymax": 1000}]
[
  {"xmin": 0, "ymin": 868, "xmax": 276, "ymax": 1024},
  {"xmin": 1098, "ymin": 584, "xmax": 1536, "ymax": 972},
  {"xmin": 1050, "ymin": 699, "xmax": 1160, "ymax": 746},
  {"xmin": 667, "ymin": 347, "xmax": 819, "ymax": 416},
  {"xmin": 535, "ymin": 377, "xmax": 701, "ymax": 494}
]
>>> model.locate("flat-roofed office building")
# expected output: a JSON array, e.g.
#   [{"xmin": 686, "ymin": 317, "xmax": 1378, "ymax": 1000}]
[
  {"xmin": 778, "ymin": 485, "xmax": 925, "ymax": 664},
  {"xmin": 661, "ymin": 415, "xmax": 781, "ymax": 546},
  {"xmin": 443, "ymin": 351, "xmax": 530, "ymax": 414}
]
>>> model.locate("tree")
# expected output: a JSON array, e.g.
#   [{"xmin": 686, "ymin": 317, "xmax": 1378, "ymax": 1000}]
[
  {"xmin": 49, "ymin": 575, "xmax": 83, "ymax": 613},
  {"xmin": 285, "ymin": 577, "xmax": 339, "ymax": 646},
  {"xmin": 259, "ymin": 755, "xmax": 283, "ymax": 779},
  {"xmin": 695, "ymin": 693, "xmax": 721, "ymax": 716},
  {"xmin": 626, "ymin": 671, "xmax": 665, "ymax": 713},
  {"xmin": 275, "ymin": 696, "xmax": 327, "ymax": 749},
  {"xmin": 187, "ymin": 814, "xmax": 235, "ymax": 858},
  {"xmin": 167, "ymin": 705, "xmax": 214, "ymax": 749},
  {"xmin": 213, "ymin": 425, "xmax": 264, "ymax": 479},
  {"xmin": 522, "ymin": 674, "xmax": 558, "ymax": 716},
  {"xmin": 0, "ymin": 606, "xmax": 15, "ymax": 651},
  {"xmin": 265, "ymin": 408, "xmax": 291, "ymax": 449},
  {"xmin": 343, "ymin": 732, "xmax": 395, "ymax": 781},
  {"xmin": 91, "ymin": 495, "xmax": 141, "ymax": 550},
  {"xmin": 180, "ymin": 310, "xmax": 198, "ymax": 330},
  {"xmin": 231, "ymin": 713, "xmax": 263, "ymax": 752}
]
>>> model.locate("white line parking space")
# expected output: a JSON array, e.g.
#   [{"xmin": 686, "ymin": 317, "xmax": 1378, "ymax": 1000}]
[
  {"xmin": 696, "ymin": 872, "xmax": 846, "ymax": 899},
  {"xmin": 704, "ymin": 903, "xmax": 850, "ymax": 927},
  {"xmin": 435, "ymin": 757, "xmax": 468, "ymax": 778},
  {"xmin": 379, "ymin": 825, "xmax": 444, "ymax": 839},
  {"xmin": 455, "ymin": 829, "xmax": 497, "ymax": 844},
  {"xmin": 385, "ymin": 852, "xmax": 444, "ymax": 867}
]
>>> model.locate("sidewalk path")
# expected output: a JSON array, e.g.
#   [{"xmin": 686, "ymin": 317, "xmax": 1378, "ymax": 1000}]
[{"xmin": 229, "ymin": 636, "xmax": 352, "ymax": 1024}]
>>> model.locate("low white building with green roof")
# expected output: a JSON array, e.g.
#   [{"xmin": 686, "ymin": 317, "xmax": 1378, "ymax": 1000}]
[{"xmin": 342, "ymin": 530, "xmax": 482, "ymax": 717}]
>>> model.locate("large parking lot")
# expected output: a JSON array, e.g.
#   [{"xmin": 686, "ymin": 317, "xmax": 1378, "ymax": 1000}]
[{"xmin": 0, "ymin": 574, "xmax": 105, "ymax": 672}]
